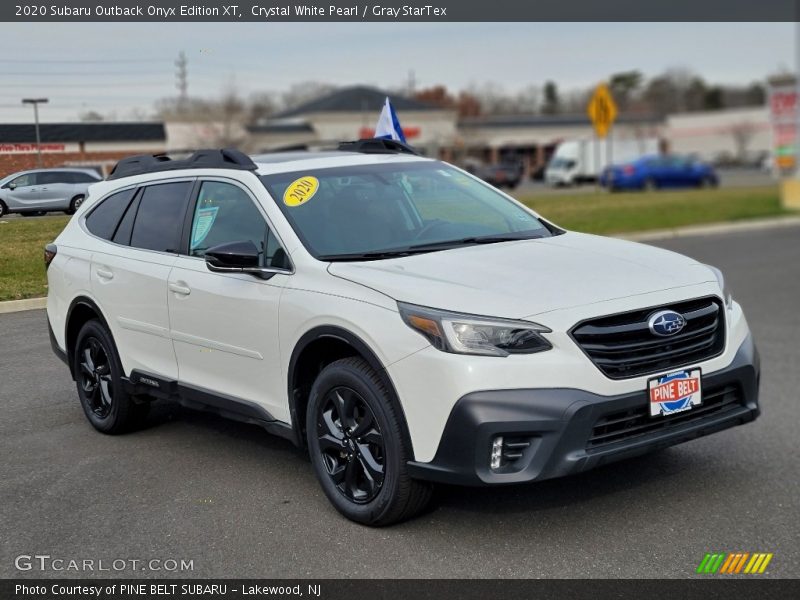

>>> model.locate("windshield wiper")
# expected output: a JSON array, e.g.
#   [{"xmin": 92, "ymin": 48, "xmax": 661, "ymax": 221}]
[
  {"xmin": 319, "ymin": 234, "xmax": 541, "ymax": 262},
  {"xmin": 404, "ymin": 233, "xmax": 541, "ymax": 252},
  {"xmin": 319, "ymin": 248, "xmax": 432, "ymax": 262}
]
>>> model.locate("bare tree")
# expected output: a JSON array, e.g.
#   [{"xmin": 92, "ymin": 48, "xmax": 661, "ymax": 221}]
[
  {"xmin": 281, "ymin": 82, "xmax": 337, "ymax": 111},
  {"xmin": 729, "ymin": 121, "xmax": 758, "ymax": 161}
]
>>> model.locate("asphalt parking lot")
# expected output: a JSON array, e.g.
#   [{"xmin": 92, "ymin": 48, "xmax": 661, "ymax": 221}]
[{"xmin": 1, "ymin": 224, "xmax": 798, "ymax": 579}]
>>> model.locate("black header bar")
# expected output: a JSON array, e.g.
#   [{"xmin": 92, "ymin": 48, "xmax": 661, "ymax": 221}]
[{"xmin": 2, "ymin": 0, "xmax": 798, "ymax": 22}]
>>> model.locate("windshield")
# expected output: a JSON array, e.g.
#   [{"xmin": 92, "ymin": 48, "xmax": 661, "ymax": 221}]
[
  {"xmin": 548, "ymin": 158, "xmax": 576, "ymax": 170},
  {"xmin": 260, "ymin": 161, "xmax": 555, "ymax": 260}
]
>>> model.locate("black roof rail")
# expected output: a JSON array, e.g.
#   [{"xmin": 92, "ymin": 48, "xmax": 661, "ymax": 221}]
[
  {"xmin": 107, "ymin": 148, "xmax": 257, "ymax": 180},
  {"xmin": 337, "ymin": 138, "xmax": 420, "ymax": 156}
]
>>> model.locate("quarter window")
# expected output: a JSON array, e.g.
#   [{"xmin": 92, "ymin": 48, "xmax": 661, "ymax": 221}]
[
  {"xmin": 85, "ymin": 188, "xmax": 137, "ymax": 241},
  {"xmin": 129, "ymin": 182, "xmax": 192, "ymax": 253}
]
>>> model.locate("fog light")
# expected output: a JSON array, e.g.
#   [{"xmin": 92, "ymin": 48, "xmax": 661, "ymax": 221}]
[{"xmin": 490, "ymin": 436, "xmax": 504, "ymax": 470}]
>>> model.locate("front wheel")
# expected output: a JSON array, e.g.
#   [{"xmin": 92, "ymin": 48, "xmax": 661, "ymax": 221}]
[{"xmin": 306, "ymin": 357, "xmax": 432, "ymax": 526}]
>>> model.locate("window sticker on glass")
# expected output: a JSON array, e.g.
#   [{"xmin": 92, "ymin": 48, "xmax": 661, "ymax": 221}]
[
  {"xmin": 191, "ymin": 206, "xmax": 219, "ymax": 249},
  {"xmin": 283, "ymin": 176, "xmax": 319, "ymax": 207}
]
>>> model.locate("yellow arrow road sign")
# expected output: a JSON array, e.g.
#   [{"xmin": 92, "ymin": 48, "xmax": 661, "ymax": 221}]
[{"xmin": 587, "ymin": 83, "xmax": 618, "ymax": 138}]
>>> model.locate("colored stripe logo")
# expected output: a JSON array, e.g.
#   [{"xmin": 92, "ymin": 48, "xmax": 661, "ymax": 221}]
[{"xmin": 697, "ymin": 552, "xmax": 773, "ymax": 574}]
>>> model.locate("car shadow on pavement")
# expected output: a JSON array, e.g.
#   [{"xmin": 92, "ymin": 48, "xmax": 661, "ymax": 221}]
[
  {"xmin": 427, "ymin": 448, "xmax": 697, "ymax": 517},
  {"xmin": 137, "ymin": 397, "xmax": 701, "ymax": 522}
]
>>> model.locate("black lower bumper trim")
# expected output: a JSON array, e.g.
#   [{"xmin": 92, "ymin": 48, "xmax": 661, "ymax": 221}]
[
  {"xmin": 407, "ymin": 334, "xmax": 760, "ymax": 486},
  {"xmin": 48, "ymin": 317, "xmax": 69, "ymax": 368}
]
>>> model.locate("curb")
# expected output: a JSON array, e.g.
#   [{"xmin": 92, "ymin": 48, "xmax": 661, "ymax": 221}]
[
  {"xmin": 617, "ymin": 215, "xmax": 800, "ymax": 242},
  {"xmin": 1, "ymin": 215, "xmax": 799, "ymax": 315},
  {"xmin": 0, "ymin": 297, "xmax": 47, "ymax": 314}
]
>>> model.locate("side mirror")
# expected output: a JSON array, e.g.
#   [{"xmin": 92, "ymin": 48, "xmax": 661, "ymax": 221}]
[
  {"xmin": 204, "ymin": 240, "xmax": 292, "ymax": 279},
  {"xmin": 205, "ymin": 240, "xmax": 260, "ymax": 270},
  {"xmin": 6, "ymin": 182, "xmax": 16, "ymax": 190}
]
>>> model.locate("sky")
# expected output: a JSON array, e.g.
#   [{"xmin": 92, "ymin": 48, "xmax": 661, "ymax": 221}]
[{"xmin": 0, "ymin": 22, "xmax": 793, "ymax": 122}]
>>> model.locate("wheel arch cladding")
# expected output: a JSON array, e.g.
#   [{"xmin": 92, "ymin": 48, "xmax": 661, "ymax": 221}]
[
  {"xmin": 65, "ymin": 296, "xmax": 111, "ymax": 379},
  {"xmin": 288, "ymin": 326, "xmax": 415, "ymax": 457}
]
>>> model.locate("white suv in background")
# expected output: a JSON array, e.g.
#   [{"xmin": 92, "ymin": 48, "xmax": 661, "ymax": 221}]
[{"xmin": 46, "ymin": 142, "xmax": 760, "ymax": 526}]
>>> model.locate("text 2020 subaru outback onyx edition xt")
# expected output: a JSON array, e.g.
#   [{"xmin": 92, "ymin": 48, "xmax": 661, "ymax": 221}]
[{"xmin": 46, "ymin": 141, "xmax": 760, "ymax": 525}]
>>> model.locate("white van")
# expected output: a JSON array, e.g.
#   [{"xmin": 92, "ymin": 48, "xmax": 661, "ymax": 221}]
[{"xmin": 545, "ymin": 138, "xmax": 660, "ymax": 186}]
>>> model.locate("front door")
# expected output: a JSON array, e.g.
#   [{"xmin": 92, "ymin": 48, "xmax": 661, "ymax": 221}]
[{"xmin": 167, "ymin": 179, "xmax": 292, "ymax": 421}]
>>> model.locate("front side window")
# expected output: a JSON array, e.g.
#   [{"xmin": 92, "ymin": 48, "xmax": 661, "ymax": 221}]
[
  {"xmin": 129, "ymin": 182, "xmax": 192, "ymax": 253},
  {"xmin": 9, "ymin": 173, "xmax": 37, "ymax": 188},
  {"xmin": 189, "ymin": 181, "xmax": 288, "ymax": 269},
  {"xmin": 261, "ymin": 161, "xmax": 554, "ymax": 260}
]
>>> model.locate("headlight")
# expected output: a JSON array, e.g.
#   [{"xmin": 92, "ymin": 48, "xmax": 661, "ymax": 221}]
[
  {"xmin": 398, "ymin": 302, "xmax": 552, "ymax": 357},
  {"xmin": 707, "ymin": 265, "xmax": 733, "ymax": 309}
]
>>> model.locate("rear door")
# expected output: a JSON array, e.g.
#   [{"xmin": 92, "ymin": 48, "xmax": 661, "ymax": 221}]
[
  {"xmin": 167, "ymin": 178, "xmax": 292, "ymax": 420},
  {"xmin": 37, "ymin": 171, "xmax": 74, "ymax": 209},
  {"xmin": 88, "ymin": 179, "xmax": 193, "ymax": 380}
]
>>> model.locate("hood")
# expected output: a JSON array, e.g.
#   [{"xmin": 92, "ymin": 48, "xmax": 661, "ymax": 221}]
[{"xmin": 328, "ymin": 232, "xmax": 715, "ymax": 319}]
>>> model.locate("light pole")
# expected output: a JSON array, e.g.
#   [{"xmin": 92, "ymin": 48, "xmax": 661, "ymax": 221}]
[{"xmin": 22, "ymin": 98, "xmax": 48, "ymax": 168}]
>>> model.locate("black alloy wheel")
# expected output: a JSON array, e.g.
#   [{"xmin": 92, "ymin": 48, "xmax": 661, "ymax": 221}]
[
  {"xmin": 317, "ymin": 386, "xmax": 385, "ymax": 504},
  {"xmin": 78, "ymin": 336, "xmax": 114, "ymax": 418}
]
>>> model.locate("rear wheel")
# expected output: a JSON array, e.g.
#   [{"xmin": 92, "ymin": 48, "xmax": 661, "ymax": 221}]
[
  {"xmin": 73, "ymin": 319, "xmax": 148, "ymax": 434},
  {"xmin": 306, "ymin": 357, "xmax": 432, "ymax": 526},
  {"xmin": 66, "ymin": 195, "xmax": 85, "ymax": 215}
]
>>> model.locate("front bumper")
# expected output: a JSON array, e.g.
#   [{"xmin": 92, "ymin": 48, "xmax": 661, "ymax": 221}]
[{"xmin": 407, "ymin": 334, "xmax": 760, "ymax": 486}]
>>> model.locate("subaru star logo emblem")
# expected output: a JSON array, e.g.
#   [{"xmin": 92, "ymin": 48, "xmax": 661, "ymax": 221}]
[{"xmin": 648, "ymin": 310, "xmax": 686, "ymax": 337}]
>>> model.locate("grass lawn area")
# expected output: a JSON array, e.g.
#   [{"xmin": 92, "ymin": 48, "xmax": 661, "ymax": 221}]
[
  {"xmin": 518, "ymin": 186, "xmax": 787, "ymax": 235},
  {"xmin": 0, "ymin": 185, "xmax": 791, "ymax": 302},
  {"xmin": 0, "ymin": 215, "xmax": 70, "ymax": 302}
]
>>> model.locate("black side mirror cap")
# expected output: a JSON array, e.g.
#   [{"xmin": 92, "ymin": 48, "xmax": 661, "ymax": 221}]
[{"xmin": 204, "ymin": 240, "xmax": 260, "ymax": 270}]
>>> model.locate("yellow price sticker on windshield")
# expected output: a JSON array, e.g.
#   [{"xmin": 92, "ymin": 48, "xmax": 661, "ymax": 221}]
[{"xmin": 283, "ymin": 176, "xmax": 319, "ymax": 207}]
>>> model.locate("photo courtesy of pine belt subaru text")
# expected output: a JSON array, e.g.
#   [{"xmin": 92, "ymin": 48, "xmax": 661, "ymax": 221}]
[{"xmin": 45, "ymin": 141, "xmax": 760, "ymax": 526}]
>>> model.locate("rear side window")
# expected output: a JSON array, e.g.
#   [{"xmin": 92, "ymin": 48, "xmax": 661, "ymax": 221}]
[
  {"xmin": 85, "ymin": 188, "xmax": 137, "ymax": 241},
  {"xmin": 70, "ymin": 172, "xmax": 101, "ymax": 183},
  {"xmin": 38, "ymin": 172, "xmax": 70, "ymax": 185},
  {"xmin": 129, "ymin": 182, "xmax": 192, "ymax": 253}
]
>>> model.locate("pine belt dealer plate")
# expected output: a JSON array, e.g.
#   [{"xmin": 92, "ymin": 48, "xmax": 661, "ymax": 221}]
[{"xmin": 648, "ymin": 368, "xmax": 703, "ymax": 417}]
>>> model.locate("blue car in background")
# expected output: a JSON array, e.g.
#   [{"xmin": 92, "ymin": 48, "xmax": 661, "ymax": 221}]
[{"xmin": 600, "ymin": 155, "xmax": 719, "ymax": 191}]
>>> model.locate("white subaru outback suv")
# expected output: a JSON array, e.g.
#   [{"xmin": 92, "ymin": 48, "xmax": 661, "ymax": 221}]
[{"xmin": 46, "ymin": 141, "xmax": 760, "ymax": 526}]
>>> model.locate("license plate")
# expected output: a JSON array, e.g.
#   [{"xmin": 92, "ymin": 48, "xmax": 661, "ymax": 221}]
[{"xmin": 648, "ymin": 368, "xmax": 702, "ymax": 417}]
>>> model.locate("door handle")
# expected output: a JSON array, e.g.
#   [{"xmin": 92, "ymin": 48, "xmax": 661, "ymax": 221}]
[
  {"xmin": 96, "ymin": 268, "xmax": 114, "ymax": 280},
  {"xmin": 169, "ymin": 282, "xmax": 191, "ymax": 296}
]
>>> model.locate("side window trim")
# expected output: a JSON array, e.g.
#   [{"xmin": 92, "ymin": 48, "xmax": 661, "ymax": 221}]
[
  {"xmin": 180, "ymin": 177, "xmax": 294, "ymax": 273},
  {"xmin": 82, "ymin": 177, "xmax": 195, "ymax": 255},
  {"xmin": 110, "ymin": 187, "xmax": 143, "ymax": 246}
]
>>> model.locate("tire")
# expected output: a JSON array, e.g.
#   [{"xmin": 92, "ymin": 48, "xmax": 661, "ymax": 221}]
[
  {"xmin": 73, "ymin": 319, "xmax": 148, "ymax": 434},
  {"xmin": 0, "ymin": 201, "xmax": 7, "ymax": 218},
  {"xmin": 306, "ymin": 357, "xmax": 432, "ymax": 526},
  {"xmin": 66, "ymin": 195, "xmax": 85, "ymax": 215}
]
